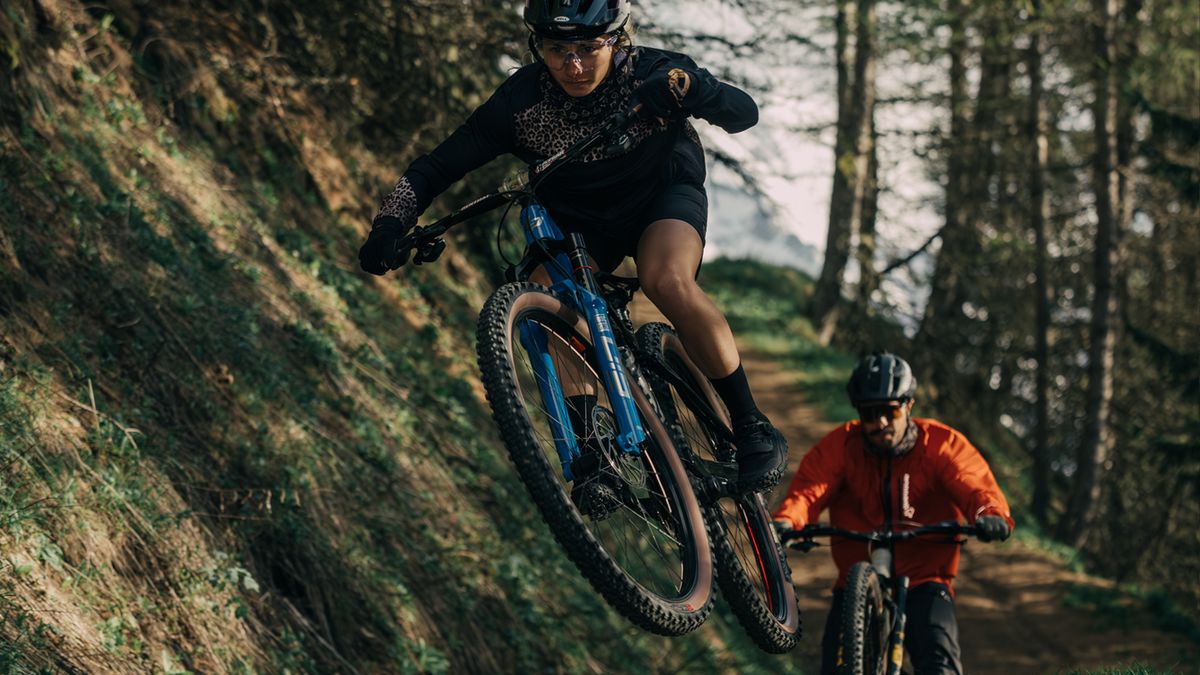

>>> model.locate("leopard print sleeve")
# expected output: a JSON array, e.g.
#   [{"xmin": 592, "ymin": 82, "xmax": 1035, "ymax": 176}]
[
  {"xmin": 371, "ymin": 73, "xmax": 522, "ymax": 229},
  {"xmin": 375, "ymin": 176, "xmax": 419, "ymax": 228}
]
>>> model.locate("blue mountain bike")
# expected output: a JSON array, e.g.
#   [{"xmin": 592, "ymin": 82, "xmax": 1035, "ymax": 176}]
[{"xmin": 389, "ymin": 107, "xmax": 798, "ymax": 644}]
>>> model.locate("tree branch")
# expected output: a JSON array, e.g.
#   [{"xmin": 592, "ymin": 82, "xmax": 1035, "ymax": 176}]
[{"xmin": 880, "ymin": 225, "xmax": 945, "ymax": 275}]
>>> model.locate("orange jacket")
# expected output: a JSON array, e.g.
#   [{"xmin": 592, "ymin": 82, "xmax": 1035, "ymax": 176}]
[{"xmin": 772, "ymin": 418, "xmax": 1013, "ymax": 592}]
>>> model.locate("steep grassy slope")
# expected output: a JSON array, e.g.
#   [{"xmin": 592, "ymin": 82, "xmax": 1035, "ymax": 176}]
[{"xmin": 0, "ymin": 2, "xmax": 805, "ymax": 672}]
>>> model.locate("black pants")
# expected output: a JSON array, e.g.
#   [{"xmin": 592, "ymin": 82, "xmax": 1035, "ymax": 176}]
[{"xmin": 820, "ymin": 582, "xmax": 963, "ymax": 675}]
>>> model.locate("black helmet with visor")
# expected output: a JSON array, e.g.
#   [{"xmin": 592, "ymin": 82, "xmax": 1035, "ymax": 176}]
[
  {"xmin": 847, "ymin": 352, "xmax": 917, "ymax": 405},
  {"xmin": 524, "ymin": 0, "xmax": 631, "ymax": 41}
]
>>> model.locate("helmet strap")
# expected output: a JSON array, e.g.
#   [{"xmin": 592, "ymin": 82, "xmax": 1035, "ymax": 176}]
[{"xmin": 528, "ymin": 33, "xmax": 543, "ymax": 64}]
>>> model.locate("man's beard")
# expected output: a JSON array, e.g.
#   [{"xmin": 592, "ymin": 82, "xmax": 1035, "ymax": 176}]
[{"xmin": 864, "ymin": 421, "xmax": 918, "ymax": 457}]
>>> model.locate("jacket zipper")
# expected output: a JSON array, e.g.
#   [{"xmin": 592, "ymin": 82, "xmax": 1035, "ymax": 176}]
[{"xmin": 882, "ymin": 455, "xmax": 894, "ymax": 530}]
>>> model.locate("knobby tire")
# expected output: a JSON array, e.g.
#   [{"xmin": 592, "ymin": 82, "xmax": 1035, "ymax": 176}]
[
  {"xmin": 476, "ymin": 283, "xmax": 713, "ymax": 636},
  {"xmin": 839, "ymin": 561, "xmax": 889, "ymax": 675},
  {"xmin": 636, "ymin": 321, "xmax": 801, "ymax": 652}
]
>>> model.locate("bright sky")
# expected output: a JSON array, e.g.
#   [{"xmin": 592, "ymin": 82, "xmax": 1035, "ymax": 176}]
[{"xmin": 639, "ymin": 0, "xmax": 946, "ymax": 258}]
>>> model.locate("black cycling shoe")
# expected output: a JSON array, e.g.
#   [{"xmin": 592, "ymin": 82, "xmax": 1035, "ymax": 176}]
[{"xmin": 733, "ymin": 414, "xmax": 789, "ymax": 494}]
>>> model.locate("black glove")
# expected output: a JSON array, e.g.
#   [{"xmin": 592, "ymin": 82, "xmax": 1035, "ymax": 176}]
[
  {"xmin": 358, "ymin": 216, "xmax": 411, "ymax": 275},
  {"xmin": 771, "ymin": 518, "xmax": 795, "ymax": 537},
  {"xmin": 634, "ymin": 67, "xmax": 693, "ymax": 119},
  {"xmin": 975, "ymin": 514, "xmax": 1011, "ymax": 542}
]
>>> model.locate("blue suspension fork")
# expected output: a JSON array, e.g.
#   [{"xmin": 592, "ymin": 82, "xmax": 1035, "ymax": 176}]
[
  {"xmin": 517, "ymin": 321, "xmax": 581, "ymax": 479},
  {"xmin": 516, "ymin": 204, "xmax": 647, "ymax": 481}
]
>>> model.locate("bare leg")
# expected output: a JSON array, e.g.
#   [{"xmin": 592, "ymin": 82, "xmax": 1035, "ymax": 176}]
[
  {"xmin": 635, "ymin": 219, "xmax": 740, "ymax": 379},
  {"xmin": 636, "ymin": 219, "xmax": 787, "ymax": 492}
]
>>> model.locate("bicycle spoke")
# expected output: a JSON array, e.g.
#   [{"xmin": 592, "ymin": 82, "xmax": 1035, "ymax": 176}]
[
  {"xmin": 631, "ymin": 321, "xmax": 796, "ymax": 649},
  {"xmin": 506, "ymin": 311, "xmax": 695, "ymax": 598}
]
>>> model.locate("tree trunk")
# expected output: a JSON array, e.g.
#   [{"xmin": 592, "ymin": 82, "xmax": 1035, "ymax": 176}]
[
  {"xmin": 915, "ymin": 0, "xmax": 971, "ymax": 400},
  {"xmin": 812, "ymin": 0, "xmax": 875, "ymax": 345},
  {"xmin": 855, "ymin": 114, "xmax": 880, "ymax": 314},
  {"xmin": 1028, "ymin": 0, "xmax": 1053, "ymax": 528},
  {"xmin": 1060, "ymin": 0, "xmax": 1122, "ymax": 547}
]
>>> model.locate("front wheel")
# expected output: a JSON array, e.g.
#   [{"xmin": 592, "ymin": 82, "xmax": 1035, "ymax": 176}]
[
  {"xmin": 476, "ymin": 283, "xmax": 713, "ymax": 636},
  {"xmin": 839, "ymin": 562, "xmax": 890, "ymax": 675},
  {"xmin": 637, "ymin": 321, "xmax": 801, "ymax": 652}
]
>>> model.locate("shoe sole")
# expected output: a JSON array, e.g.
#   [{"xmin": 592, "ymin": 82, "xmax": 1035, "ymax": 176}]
[
  {"xmin": 735, "ymin": 434, "xmax": 789, "ymax": 494},
  {"xmin": 736, "ymin": 463, "xmax": 787, "ymax": 495}
]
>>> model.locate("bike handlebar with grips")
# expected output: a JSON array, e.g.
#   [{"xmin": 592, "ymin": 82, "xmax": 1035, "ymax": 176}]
[
  {"xmin": 779, "ymin": 521, "xmax": 981, "ymax": 553},
  {"xmin": 388, "ymin": 104, "xmax": 645, "ymax": 270}
]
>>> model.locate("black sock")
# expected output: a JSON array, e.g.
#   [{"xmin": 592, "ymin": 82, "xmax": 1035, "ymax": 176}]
[
  {"xmin": 566, "ymin": 394, "xmax": 598, "ymax": 440},
  {"xmin": 709, "ymin": 365, "xmax": 761, "ymax": 426}
]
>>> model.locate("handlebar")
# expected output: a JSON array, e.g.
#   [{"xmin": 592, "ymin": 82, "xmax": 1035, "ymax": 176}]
[
  {"xmin": 779, "ymin": 521, "xmax": 980, "ymax": 552},
  {"xmin": 388, "ymin": 104, "xmax": 644, "ymax": 269}
]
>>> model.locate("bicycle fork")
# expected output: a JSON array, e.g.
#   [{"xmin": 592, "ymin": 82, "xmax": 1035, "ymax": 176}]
[
  {"xmin": 886, "ymin": 577, "xmax": 910, "ymax": 675},
  {"xmin": 517, "ymin": 207, "xmax": 647, "ymax": 481}
]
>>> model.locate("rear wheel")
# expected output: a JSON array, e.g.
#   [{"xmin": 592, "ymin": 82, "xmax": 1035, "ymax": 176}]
[
  {"xmin": 839, "ymin": 561, "xmax": 890, "ymax": 675},
  {"xmin": 637, "ymin": 321, "xmax": 801, "ymax": 652},
  {"xmin": 476, "ymin": 283, "xmax": 713, "ymax": 636}
]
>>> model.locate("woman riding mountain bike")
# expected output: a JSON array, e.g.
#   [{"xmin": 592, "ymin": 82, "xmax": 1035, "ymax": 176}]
[{"xmin": 358, "ymin": 0, "xmax": 788, "ymax": 494}]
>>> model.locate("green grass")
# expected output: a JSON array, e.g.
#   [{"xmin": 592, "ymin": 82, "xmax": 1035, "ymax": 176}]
[
  {"xmin": 1064, "ymin": 583, "xmax": 1200, "ymax": 645},
  {"xmin": 702, "ymin": 257, "xmax": 858, "ymax": 423},
  {"xmin": 1065, "ymin": 662, "xmax": 1176, "ymax": 667},
  {"xmin": 0, "ymin": 42, "xmax": 814, "ymax": 671}
]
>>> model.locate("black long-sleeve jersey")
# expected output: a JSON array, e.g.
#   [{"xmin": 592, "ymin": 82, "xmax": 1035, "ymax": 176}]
[{"xmin": 374, "ymin": 46, "xmax": 758, "ymax": 237}]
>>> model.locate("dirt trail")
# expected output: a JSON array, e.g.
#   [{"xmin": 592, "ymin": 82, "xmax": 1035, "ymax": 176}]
[{"xmin": 630, "ymin": 297, "xmax": 1197, "ymax": 673}]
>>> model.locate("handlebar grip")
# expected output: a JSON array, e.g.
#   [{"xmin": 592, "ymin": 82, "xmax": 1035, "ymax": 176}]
[{"xmin": 386, "ymin": 238, "xmax": 412, "ymax": 270}]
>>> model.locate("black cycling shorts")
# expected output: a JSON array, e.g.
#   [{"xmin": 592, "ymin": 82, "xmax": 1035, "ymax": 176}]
[{"xmin": 562, "ymin": 182, "xmax": 709, "ymax": 273}]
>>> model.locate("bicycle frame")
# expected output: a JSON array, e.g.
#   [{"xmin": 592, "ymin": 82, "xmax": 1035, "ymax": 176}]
[
  {"xmin": 514, "ymin": 201, "xmax": 646, "ymax": 482},
  {"xmin": 393, "ymin": 106, "xmax": 658, "ymax": 483},
  {"xmin": 873, "ymin": 549, "xmax": 910, "ymax": 675}
]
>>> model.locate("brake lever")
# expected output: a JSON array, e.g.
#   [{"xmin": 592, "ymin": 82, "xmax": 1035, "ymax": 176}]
[
  {"xmin": 386, "ymin": 237, "xmax": 412, "ymax": 270},
  {"xmin": 413, "ymin": 238, "xmax": 446, "ymax": 265},
  {"xmin": 604, "ymin": 133, "xmax": 634, "ymax": 157},
  {"xmin": 604, "ymin": 104, "xmax": 643, "ymax": 157},
  {"xmin": 787, "ymin": 538, "xmax": 819, "ymax": 553}
]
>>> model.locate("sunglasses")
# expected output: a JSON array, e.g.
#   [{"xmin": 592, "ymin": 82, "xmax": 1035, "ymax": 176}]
[
  {"xmin": 857, "ymin": 404, "xmax": 906, "ymax": 422},
  {"xmin": 536, "ymin": 34, "xmax": 619, "ymax": 71}
]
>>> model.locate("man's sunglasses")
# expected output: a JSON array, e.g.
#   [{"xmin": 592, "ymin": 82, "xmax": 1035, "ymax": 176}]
[{"xmin": 857, "ymin": 404, "xmax": 906, "ymax": 421}]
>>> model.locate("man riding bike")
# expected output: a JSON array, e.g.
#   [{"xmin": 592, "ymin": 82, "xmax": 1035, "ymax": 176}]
[
  {"xmin": 772, "ymin": 352, "xmax": 1014, "ymax": 674},
  {"xmin": 357, "ymin": 0, "xmax": 788, "ymax": 494}
]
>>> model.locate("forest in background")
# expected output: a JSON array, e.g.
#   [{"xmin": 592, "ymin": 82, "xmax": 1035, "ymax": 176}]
[
  {"xmin": 657, "ymin": 0, "xmax": 1199, "ymax": 622},
  {"xmin": 0, "ymin": 0, "xmax": 1196, "ymax": 671},
  {"xmin": 772, "ymin": 0, "xmax": 1198, "ymax": 618}
]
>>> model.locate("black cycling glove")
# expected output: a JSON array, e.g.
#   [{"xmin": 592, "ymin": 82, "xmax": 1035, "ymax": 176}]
[
  {"xmin": 975, "ymin": 514, "xmax": 1011, "ymax": 542},
  {"xmin": 358, "ymin": 216, "xmax": 411, "ymax": 275},
  {"xmin": 634, "ymin": 67, "xmax": 694, "ymax": 120}
]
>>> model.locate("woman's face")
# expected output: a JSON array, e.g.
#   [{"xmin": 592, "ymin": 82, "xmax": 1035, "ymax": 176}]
[{"xmin": 540, "ymin": 35, "xmax": 617, "ymax": 97}]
